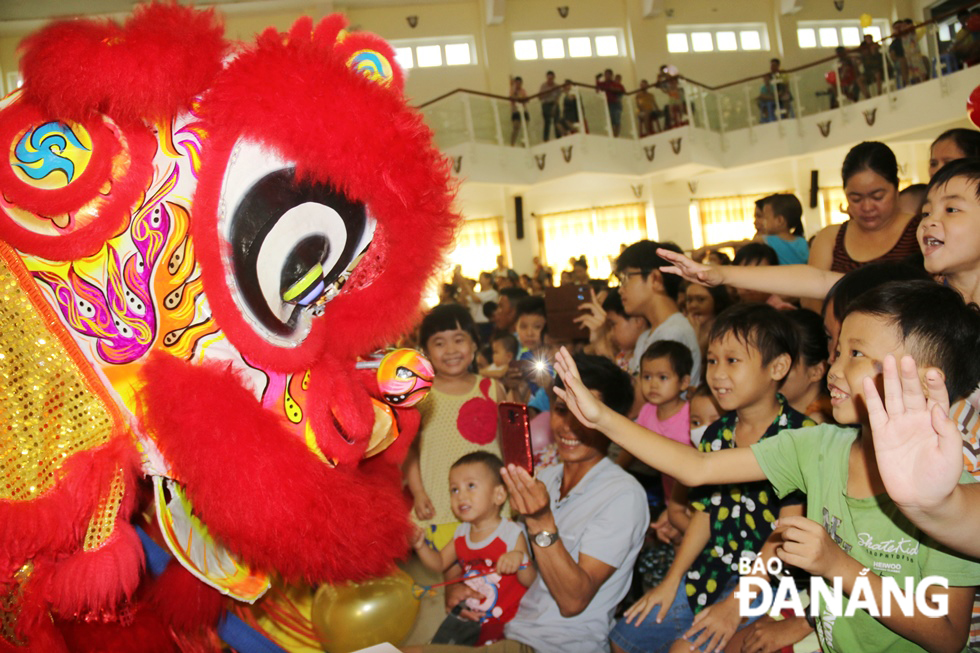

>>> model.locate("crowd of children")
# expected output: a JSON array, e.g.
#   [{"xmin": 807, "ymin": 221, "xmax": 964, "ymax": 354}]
[{"xmin": 397, "ymin": 133, "xmax": 980, "ymax": 653}]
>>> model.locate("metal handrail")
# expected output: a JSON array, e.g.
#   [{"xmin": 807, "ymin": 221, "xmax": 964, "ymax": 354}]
[{"xmin": 414, "ymin": 7, "xmax": 964, "ymax": 108}]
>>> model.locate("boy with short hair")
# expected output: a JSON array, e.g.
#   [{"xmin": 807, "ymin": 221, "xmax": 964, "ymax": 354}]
[
  {"xmin": 512, "ymin": 296, "xmax": 558, "ymax": 415},
  {"xmin": 556, "ymin": 280, "xmax": 980, "ymax": 653},
  {"xmin": 603, "ymin": 292, "xmax": 650, "ymax": 371},
  {"xmin": 866, "ymin": 160, "xmax": 980, "ymax": 563},
  {"xmin": 413, "ymin": 451, "xmax": 536, "ymax": 646},
  {"xmin": 606, "ymin": 303, "xmax": 815, "ymax": 653},
  {"xmin": 492, "ymin": 287, "xmax": 528, "ymax": 334},
  {"xmin": 616, "ymin": 240, "xmax": 701, "ymax": 383},
  {"xmin": 760, "ymin": 193, "xmax": 809, "ymax": 265},
  {"xmin": 514, "ymin": 296, "xmax": 547, "ymax": 353}
]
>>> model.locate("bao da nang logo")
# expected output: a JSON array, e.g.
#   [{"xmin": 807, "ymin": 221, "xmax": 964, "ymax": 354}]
[{"xmin": 734, "ymin": 555, "xmax": 949, "ymax": 618}]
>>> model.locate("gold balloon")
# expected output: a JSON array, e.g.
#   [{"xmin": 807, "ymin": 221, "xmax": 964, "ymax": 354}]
[
  {"xmin": 311, "ymin": 569, "xmax": 420, "ymax": 653},
  {"xmin": 859, "ymin": 13, "xmax": 873, "ymax": 28}
]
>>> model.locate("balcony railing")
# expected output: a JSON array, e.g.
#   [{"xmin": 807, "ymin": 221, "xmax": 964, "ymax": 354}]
[{"xmin": 417, "ymin": 14, "xmax": 975, "ymax": 152}]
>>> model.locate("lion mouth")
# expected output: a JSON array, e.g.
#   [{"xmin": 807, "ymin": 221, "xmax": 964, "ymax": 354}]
[{"xmin": 382, "ymin": 387, "xmax": 427, "ymax": 405}]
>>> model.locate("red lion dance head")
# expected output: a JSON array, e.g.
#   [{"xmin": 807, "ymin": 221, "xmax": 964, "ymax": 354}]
[{"xmin": 0, "ymin": 4, "xmax": 454, "ymax": 652}]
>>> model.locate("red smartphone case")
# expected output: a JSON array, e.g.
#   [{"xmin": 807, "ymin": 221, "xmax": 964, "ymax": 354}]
[{"xmin": 498, "ymin": 402, "xmax": 534, "ymax": 475}]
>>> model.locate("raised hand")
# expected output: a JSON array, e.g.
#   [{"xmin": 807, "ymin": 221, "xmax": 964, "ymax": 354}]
[
  {"xmin": 574, "ymin": 288, "xmax": 607, "ymax": 344},
  {"xmin": 656, "ymin": 248, "xmax": 724, "ymax": 287},
  {"xmin": 864, "ymin": 354, "xmax": 962, "ymax": 510},
  {"xmin": 552, "ymin": 346, "xmax": 605, "ymax": 429}
]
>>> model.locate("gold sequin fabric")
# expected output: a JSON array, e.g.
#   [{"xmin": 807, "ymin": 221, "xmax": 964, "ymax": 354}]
[
  {"xmin": 0, "ymin": 256, "xmax": 115, "ymax": 501},
  {"xmin": 83, "ymin": 468, "xmax": 126, "ymax": 551}
]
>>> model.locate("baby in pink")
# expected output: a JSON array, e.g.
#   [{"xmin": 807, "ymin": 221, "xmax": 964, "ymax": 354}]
[{"xmin": 634, "ymin": 340, "xmax": 693, "ymax": 499}]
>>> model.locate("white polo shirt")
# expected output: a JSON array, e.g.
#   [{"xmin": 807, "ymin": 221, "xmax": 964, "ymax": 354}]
[
  {"xmin": 628, "ymin": 311, "xmax": 701, "ymax": 383},
  {"xmin": 504, "ymin": 458, "xmax": 648, "ymax": 653}
]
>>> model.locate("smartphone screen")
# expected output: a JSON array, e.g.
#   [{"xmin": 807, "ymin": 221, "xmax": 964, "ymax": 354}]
[
  {"xmin": 543, "ymin": 284, "xmax": 591, "ymax": 342},
  {"xmin": 499, "ymin": 402, "xmax": 534, "ymax": 475}
]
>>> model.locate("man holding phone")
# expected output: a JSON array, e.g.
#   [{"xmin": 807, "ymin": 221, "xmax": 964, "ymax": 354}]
[{"xmin": 407, "ymin": 354, "xmax": 647, "ymax": 653}]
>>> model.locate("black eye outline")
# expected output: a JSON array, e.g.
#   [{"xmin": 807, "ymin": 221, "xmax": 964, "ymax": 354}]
[{"xmin": 228, "ymin": 168, "xmax": 368, "ymax": 337}]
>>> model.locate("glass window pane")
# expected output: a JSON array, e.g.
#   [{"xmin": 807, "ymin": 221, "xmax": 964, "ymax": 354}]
[
  {"xmin": 841, "ymin": 26, "xmax": 861, "ymax": 46},
  {"xmin": 716, "ymin": 31, "xmax": 738, "ymax": 51},
  {"xmin": 416, "ymin": 44, "xmax": 442, "ymax": 67},
  {"xmin": 740, "ymin": 30, "xmax": 762, "ymax": 50},
  {"xmin": 568, "ymin": 36, "xmax": 592, "ymax": 57},
  {"xmin": 938, "ymin": 24, "xmax": 951, "ymax": 41},
  {"xmin": 863, "ymin": 26, "xmax": 882, "ymax": 41},
  {"xmin": 691, "ymin": 32, "xmax": 714, "ymax": 52},
  {"xmin": 394, "ymin": 47, "xmax": 413, "ymax": 69},
  {"xmin": 542, "ymin": 37, "xmax": 565, "ymax": 59},
  {"xmin": 667, "ymin": 33, "xmax": 689, "ymax": 53},
  {"xmin": 514, "ymin": 39, "xmax": 538, "ymax": 60},
  {"xmin": 818, "ymin": 27, "xmax": 839, "ymax": 47},
  {"xmin": 445, "ymin": 43, "xmax": 471, "ymax": 65},
  {"xmin": 595, "ymin": 35, "xmax": 619, "ymax": 56},
  {"xmin": 797, "ymin": 28, "xmax": 817, "ymax": 48}
]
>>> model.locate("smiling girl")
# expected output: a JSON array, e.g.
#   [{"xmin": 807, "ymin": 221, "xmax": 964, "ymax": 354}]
[{"xmin": 405, "ymin": 304, "xmax": 505, "ymax": 550}]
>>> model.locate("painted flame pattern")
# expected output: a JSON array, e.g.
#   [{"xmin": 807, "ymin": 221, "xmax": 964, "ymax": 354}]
[{"xmin": 32, "ymin": 168, "xmax": 177, "ymax": 364}]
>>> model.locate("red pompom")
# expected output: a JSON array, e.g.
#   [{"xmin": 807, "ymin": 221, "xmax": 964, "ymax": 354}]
[
  {"xmin": 19, "ymin": 3, "xmax": 227, "ymax": 123},
  {"xmin": 42, "ymin": 523, "xmax": 145, "ymax": 619}
]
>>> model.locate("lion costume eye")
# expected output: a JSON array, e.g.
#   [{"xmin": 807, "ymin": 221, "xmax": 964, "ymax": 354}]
[{"xmin": 219, "ymin": 139, "xmax": 374, "ymax": 345}]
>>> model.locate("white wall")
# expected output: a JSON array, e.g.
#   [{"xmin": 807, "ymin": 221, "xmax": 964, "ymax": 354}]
[{"xmin": 1, "ymin": 0, "xmax": 923, "ymax": 101}]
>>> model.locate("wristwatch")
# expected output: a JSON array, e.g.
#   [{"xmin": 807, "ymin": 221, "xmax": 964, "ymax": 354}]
[{"xmin": 532, "ymin": 530, "xmax": 560, "ymax": 548}]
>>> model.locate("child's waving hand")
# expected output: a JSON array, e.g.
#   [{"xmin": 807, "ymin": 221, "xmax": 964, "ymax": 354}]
[
  {"xmin": 864, "ymin": 354, "xmax": 962, "ymax": 511},
  {"xmin": 553, "ymin": 346, "xmax": 606, "ymax": 428},
  {"xmin": 656, "ymin": 248, "xmax": 725, "ymax": 287}
]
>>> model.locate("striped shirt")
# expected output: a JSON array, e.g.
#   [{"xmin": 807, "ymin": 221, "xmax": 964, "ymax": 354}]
[
  {"xmin": 951, "ymin": 386, "xmax": 980, "ymax": 646},
  {"xmin": 829, "ymin": 215, "xmax": 922, "ymax": 273}
]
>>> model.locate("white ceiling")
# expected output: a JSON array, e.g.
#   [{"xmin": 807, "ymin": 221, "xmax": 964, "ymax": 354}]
[{"xmin": 0, "ymin": 0, "xmax": 466, "ymax": 23}]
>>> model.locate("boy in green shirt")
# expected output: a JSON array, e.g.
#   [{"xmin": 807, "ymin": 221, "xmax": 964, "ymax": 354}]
[{"xmin": 545, "ymin": 280, "xmax": 980, "ymax": 653}]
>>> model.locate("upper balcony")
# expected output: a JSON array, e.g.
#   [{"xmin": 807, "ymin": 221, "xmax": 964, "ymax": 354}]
[{"xmin": 417, "ymin": 20, "xmax": 980, "ymax": 186}]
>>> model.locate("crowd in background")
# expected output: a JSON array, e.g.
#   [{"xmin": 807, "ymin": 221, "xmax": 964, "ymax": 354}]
[
  {"xmin": 400, "ymin": 125, "xmax": 980, "ymax": 653},
  {"xmin": 509, "ymin": 10, "xmax": 980, "ymax": 145}
]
